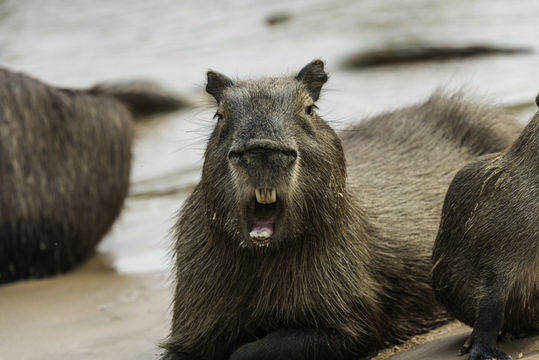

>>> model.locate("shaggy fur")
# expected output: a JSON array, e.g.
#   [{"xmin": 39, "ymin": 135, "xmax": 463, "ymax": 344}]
[
  {"xmin": 432, "ymin": 99, "xmax": 539, "ymax": 360},
  {"xmin": 162, "ymin": 60, "xmax": 522, "ymax": 360},
  {"xmin": 0, "ymin": 68, "xmax": 181, "ymax": 284}
]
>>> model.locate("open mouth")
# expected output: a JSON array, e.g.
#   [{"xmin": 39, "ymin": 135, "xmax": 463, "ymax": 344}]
[{"xmin": 248, "ymin": 188, "xmax": 280, "ymax": 247}]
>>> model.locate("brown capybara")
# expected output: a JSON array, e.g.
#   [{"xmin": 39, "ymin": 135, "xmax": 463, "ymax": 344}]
[
  {"xmin": 161, "ymin": 60, "xmax": 522, "ymax": 360},
  {"xmin": 0, "ymin": 68, "xmax": 184, "ymax": 284},
  {"xmin": 432, "ymin": 96, "xmax": 539, "ymax": 360}
]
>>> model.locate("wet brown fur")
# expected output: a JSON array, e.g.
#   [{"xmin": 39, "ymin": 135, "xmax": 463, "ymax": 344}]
[
  {"xmin": 163, "ymin": 61, "xmax": 522, "ymax": 359},
  {"xmin": 432, "ymin": 100, "xmax": 539, "ymax": 357},
  {"xmin": 0, "ymin": 68, "xmax": 180, "ymax": 283}
]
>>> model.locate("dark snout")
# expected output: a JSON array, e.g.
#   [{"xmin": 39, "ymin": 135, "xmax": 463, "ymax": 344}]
[{"xmin": 229, "ymin": 139, "xmax": 297, "ymax": 168}]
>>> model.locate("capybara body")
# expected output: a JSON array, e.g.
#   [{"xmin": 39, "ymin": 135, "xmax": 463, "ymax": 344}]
[
  {"xmin": 0, "ymin": 68, "xmax": 181, "ymax": 284},
  {"xmin": 432, "ymin": 98, "xmax": 539, "ymax": 360},
  {"xmin": 163, "ymin": 60, "xmax": 522, "ymax": 360}
]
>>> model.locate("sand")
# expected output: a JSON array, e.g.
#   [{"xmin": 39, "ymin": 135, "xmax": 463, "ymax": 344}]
[
  {"xmin": 0, "ymin": 255, "xmax": 171, "ymax": 360},
  {"xmin": 0, "ymin": 255, "xmax": 537, "ymax": 360}
]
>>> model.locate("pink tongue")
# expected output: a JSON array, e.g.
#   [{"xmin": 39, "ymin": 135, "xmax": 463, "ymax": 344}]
[{"xmin": 249, "ymin": 221, "xmax": 274, "ymax": 239}]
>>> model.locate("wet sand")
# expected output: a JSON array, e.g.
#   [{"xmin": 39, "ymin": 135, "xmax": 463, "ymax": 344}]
[
  {"xmin": 0, "ymin": 256, "xmax": 172, "ymax": 360},
  {"xmin": 1, "ymin": 255, "xmax": 537, "ymax": 359}
]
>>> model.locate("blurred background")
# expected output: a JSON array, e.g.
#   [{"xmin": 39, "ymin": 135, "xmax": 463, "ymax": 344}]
[{"xmin": 1, "ymin": 0, "xmax": 538, "ymax": 275}]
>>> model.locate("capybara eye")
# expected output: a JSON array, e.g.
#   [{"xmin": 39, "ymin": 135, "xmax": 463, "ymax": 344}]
[{"xmin": 214, "ymin": 113, "xmax": 224, "ymax": 121}]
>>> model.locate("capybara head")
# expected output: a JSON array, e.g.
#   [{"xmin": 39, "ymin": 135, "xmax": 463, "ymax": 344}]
[{"xmin": 200, "ymin": 60, "xmax": 347, "ymax": 249}]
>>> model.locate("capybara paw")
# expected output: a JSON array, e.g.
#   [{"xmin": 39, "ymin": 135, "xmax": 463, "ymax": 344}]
[
  {"xmin": 459, "ymin": 334, "xmax": 511, "ymax": 360},
  {"xmin": 468, "ymin": 344, "xmax": 511, "ymax": 360}
]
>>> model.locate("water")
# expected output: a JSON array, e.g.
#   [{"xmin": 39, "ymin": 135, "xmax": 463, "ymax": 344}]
[{"xmin": 1, "ymin": 0, "xmax": 538, "ymax": 273}]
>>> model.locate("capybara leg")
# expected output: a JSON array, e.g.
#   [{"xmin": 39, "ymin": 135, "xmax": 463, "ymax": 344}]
[
  {"xmin": 462, "ymin": 291, "xmax": 510, "ymax": 360},
  {"xmin": 229, "ymin": 329, "xmax": 357, "ymax": 360}
]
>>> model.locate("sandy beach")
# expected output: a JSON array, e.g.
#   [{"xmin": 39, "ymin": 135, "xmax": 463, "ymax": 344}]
[{"xmin": 0, "ymin": 256, "xmax": 171, "ymax": 360}]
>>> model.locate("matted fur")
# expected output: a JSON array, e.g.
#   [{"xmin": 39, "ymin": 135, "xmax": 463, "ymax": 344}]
[
  {"xmin": 163, "ymin": 61, "xmax": 522, "ymax": 359},
  {"xmin": 0, "ymin": 68, "xmax": 180, "ymax": 283},
  {"xmin": 432, "ymin": 104, "xmax": 538, "ymax": 357}
]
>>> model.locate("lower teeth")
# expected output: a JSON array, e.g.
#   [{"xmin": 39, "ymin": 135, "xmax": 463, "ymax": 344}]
[{"xmin": 249, "ymin": 229, "xmax": 271, "ymax": 239}]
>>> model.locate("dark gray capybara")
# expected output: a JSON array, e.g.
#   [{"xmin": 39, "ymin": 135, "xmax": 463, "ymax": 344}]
[
  {"xmin": 0, "ymin": 68, "xmax": 184, "ymax": 284},
  {"xmin": 432, "ymin": 96, "xmax": 539, "ymax": 360},
  {"xmin": 161, "ymin": 60, "xmax": 523, "ymax": 360}
]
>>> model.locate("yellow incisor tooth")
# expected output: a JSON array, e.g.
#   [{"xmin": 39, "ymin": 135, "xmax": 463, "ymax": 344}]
[
  {"xmin": 269, "ymin": 188, "xmax": 276, "ymax": 203},
  {"xmin": 255, "ymin": 188, "xmax": 277, "ymax": 204}
]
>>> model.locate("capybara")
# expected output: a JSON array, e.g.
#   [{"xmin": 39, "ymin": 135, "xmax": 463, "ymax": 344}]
[
  {"xmin": 162, "ymin": 60, "xmax": 522, "ymax": 359},
  {"xmin": 432, "ymin": 96, "xmax": 539, "ymax": 360},
  {"xmin": 0, "ymin": 68, "xmax": 183, "ymax": 284}
]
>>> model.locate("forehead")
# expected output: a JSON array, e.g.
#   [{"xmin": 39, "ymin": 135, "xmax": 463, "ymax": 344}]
[{"xmin": 222, "ymin": 77, "xmax": 310, "ymax": 112}]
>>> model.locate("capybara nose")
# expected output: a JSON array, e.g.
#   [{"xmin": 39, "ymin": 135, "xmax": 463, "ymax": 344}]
[{"xmin": 228, "ymin": 139, "xmax": 297, "ymax": 167}]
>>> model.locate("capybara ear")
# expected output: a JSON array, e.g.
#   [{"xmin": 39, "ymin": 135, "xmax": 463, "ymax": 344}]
[
  {"xmin": 295, "ymin": 59, "xmax": 328, "ymax": 102},
  {"xmin": 206, "ymin": 71, "xmax": 234, "ymax": 103}
]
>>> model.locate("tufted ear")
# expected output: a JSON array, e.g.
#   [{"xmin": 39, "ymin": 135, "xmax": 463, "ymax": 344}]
[
  {"xmin": 206, "ymin": 70, "xmax": 234, "ymax": 103},
  {"xmin": 295, "ymin": 60, "xmax": 328, "ymax": 102}
]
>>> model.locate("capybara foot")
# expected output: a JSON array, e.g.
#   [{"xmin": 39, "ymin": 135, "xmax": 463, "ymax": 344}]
[
  {"xmin": 459, "ymin": 335, "xmax": 511, "ymax": 360},
  {"xmin": 469, "ymin": 347, "xmax": 510, "ymax": 360}
]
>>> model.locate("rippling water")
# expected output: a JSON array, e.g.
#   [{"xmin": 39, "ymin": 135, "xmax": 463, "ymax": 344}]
[{"xmin": 1, "ymin": 0, "xmax": 537, "ymax": 273}]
